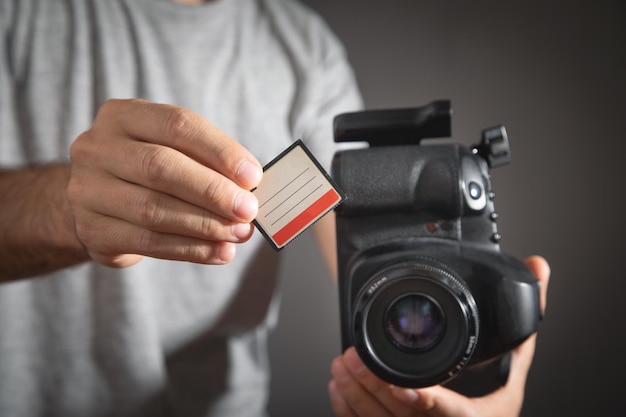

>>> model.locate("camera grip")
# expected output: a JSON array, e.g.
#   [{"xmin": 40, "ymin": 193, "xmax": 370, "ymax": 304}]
[{"xmin": 333, "ymin": 145, "xmax": 466, "ymax": 218}]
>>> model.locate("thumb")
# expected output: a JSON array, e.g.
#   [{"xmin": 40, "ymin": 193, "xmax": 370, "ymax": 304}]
[{"xmin": 390, "ymin": 336, "xmax": 537, "ymax": 417}]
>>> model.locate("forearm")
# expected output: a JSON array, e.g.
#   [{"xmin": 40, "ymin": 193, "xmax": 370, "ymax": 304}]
[{"xmin": 0, "ymin": 164, "xmax": 89, "ymax": 282}]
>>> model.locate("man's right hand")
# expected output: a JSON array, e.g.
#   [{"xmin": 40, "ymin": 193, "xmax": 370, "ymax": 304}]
[{"xmin": 67, "ymin": 98, "xmax": 263, "ymax": 268}]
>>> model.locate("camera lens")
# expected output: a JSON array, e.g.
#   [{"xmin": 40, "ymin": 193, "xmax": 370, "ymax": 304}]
[
  {"xmin": 385, "ymin": 294, "xmax": 445, "ymax": 351},
  {"xmin": 351, "ymin": 260, "xmax": 479, "ymax": 388}
]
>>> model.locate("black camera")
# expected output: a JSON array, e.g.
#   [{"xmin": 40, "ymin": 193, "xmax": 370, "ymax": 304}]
[{"xmin": 331, "ymin": 100, "xmax": 541, "ymax": 393}]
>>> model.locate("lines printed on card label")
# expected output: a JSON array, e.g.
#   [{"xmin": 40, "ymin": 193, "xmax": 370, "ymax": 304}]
[
  {"xmin": 260, "ymin": 167, "xmax": 313, "ymax": 223},
  {"xmin": 252, "ymin": 140, "xmax": 344, "ymax": 251}
]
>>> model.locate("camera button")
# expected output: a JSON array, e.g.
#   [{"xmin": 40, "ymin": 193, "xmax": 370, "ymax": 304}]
[
  {"xmin": 461, "ymin": 156, "xmax": 487, "ymax": 211},
  {"xmin": 468, "ymin": 182, "xmax": 482, "ymax": 200}
]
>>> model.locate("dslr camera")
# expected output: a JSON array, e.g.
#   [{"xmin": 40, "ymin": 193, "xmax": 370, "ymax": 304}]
[{"xmin": 331, "ymin": 100, "xmax": 541, "ymax": 393}]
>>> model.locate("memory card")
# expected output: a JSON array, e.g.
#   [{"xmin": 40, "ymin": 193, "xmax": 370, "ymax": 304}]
[{"xmin": 252, "ymin": 140, "xmax": 345, "ymax": 251}]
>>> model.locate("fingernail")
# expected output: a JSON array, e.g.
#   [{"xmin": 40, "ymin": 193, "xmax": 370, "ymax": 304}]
[
  {"xmin": 237, "ymin": 159, "xmax": 262, "ymax": 188},
  {"xmin": 344, "ymin": 348, "xmax": 366, "ymax": 374},
  {"xmin": 234, "ymin": 191, "xmax": 258, "ymax": 221},
  {"xmin": 232, "ymin": 223, "xmax": 253, "ymax": 241},
  {"xmin": 391, "ymin": 387, "xmax": 420, "ymax": 404}
]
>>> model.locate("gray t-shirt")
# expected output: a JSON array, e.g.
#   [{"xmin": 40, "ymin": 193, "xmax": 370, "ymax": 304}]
[{"xmin": 0, "ymin": 0, "xmax": 362, "ymax": 415}]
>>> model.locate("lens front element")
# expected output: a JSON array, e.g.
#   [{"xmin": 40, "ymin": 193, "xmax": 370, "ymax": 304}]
[{"xmin": 385, "ymin": 294, "xmax": 445, "ymax": 351}]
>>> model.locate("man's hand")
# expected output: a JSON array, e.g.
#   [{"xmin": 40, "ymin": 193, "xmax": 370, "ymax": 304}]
[
  {"xmin": 67, "ymin": 99, "xmax": 263, "ymax": 268},
  {"xmin": 328, "ymin": 255, "xmax": 550, "ymax": 417}
]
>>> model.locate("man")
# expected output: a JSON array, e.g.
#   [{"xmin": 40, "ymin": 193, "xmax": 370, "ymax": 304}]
[{"xmin": 0, "ymin": 0, "xmax": 549, "ymax": 416}]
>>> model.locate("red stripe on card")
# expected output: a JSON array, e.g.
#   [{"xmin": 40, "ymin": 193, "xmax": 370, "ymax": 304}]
[{"xmin": 272, "ymin": 189, "xmax": 340, "ymax": 247}]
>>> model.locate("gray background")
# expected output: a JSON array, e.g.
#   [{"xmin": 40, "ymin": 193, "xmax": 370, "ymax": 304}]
[{"xmin": 269, "ymin": 1, "xmax": 626, "ymax": 416}]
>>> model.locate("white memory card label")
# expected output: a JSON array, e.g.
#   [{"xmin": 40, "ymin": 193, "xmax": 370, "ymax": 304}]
[{"xmin": 252, "ymin": 140, "xmax": 344, "ymax": 251}]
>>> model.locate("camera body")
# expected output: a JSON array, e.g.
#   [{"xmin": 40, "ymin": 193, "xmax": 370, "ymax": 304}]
[{"xmin": 332, "ymin": 100, "xmax": 541, "ymax": 391}]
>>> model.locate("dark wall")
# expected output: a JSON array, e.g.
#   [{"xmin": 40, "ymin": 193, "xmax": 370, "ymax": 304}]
[{"xmin": 269, "ymin": 1, "xmax": 626, "ymax": 416}]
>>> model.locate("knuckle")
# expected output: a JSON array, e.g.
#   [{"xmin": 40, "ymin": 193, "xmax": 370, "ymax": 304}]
[
  {"xmin": 139, "ymin": 146, "xmax": 169, "ymax": 184},
  {"xmin": 203, "ymin": 176, "xmax": 232, "ymax": 208},
  {"xmin": 199, "ymin": 213, "xmax": 218, "ymax": 237},
  {"xmin": 125, "ymin": 97, "xmax": 148, "ymax": 107},
  {"xmin": 101, "ymin": 97, "xmax": 141, "ymax": 113},
  {"xmin": 170, "ymin": 240, "xmax": 217, "ymax": 264},
  {"xmin": 69, "ymin": 130, "xmax": 95, "ymax": 164},
  {"xmin": 187, "ymin": 244, "xmax": 214, "ymax": 262},
  {"xmin": 94, "ymin": 98, "xmax": 147, "ymax": 131},
  {"xmin": 136, "ymin": 193, "xmax": 164, "ymax": 226},
  {"xmin": 202, "ymin": 177, "xmax": 221, "ymax": 204},
  {"xmin": 95, "ymin": 99, "xmax": 114, "ymax": 118},
  {"xmin": 96, "ymin": 98, "xmax": 123, "ymax": 122},
  {"xmin": 68, "ymin": 133, "xmax": 85, "ymax": 162},
  {"xmin": 214, "ymin": 141, "xmax": 245, "ymax": 180},
  {"xmin": 138, "ymin": 229, "xmax": 158, "ymax": 253},
  {"xmin": 367, "ymin": 377, "xmax": 389, "ymax": 397},
  {"xmin": 163, "ymin": 107, "xmax": 196, "ymax": 145},
  {"xmin": 212, "ymin": 140, "xmax": 230, "ymax": 165}
]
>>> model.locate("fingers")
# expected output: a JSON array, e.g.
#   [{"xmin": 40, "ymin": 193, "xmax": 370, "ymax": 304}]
[
  {"xmin": 330, "ymin": 348, "xmax": 477, "ymax": 417},
  {"xmin": 75, "ymin": 211, "xmax": 238, "ymax": 267},
  {"xmin": 72, "ymin": 172, "xmax": 253, "ymax": 240},
  {"xmin": 330, "ymin": 347, "xmax": 414, "ymax": 417},
  {"xmin": 78, "ymin": 136, "xmax": 258, "ymax": 223},
  {"xmin": 524, "ymin": 255, "xmax": 550, "ymax": 314},
  {"xmin": 67, "ymin": 99, "xmax": 263, "ymax": 266},
  {"xmin": 95, "ymin": 99, "xmax": 262, "ymax": 189},
  {"xmin": 329, "ymin": 380, "xmax": 358, "ymax": 417}
]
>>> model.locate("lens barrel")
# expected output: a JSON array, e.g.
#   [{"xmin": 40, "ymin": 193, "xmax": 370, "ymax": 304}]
[{"xmin": 351, "ymin": 261, "xmax": 479, "ymax": 388}]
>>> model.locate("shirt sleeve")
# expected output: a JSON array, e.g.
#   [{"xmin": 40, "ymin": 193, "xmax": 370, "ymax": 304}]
[{"xmin": 276, "ymin": 1, "xmax": 365, "ymax": 171}]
